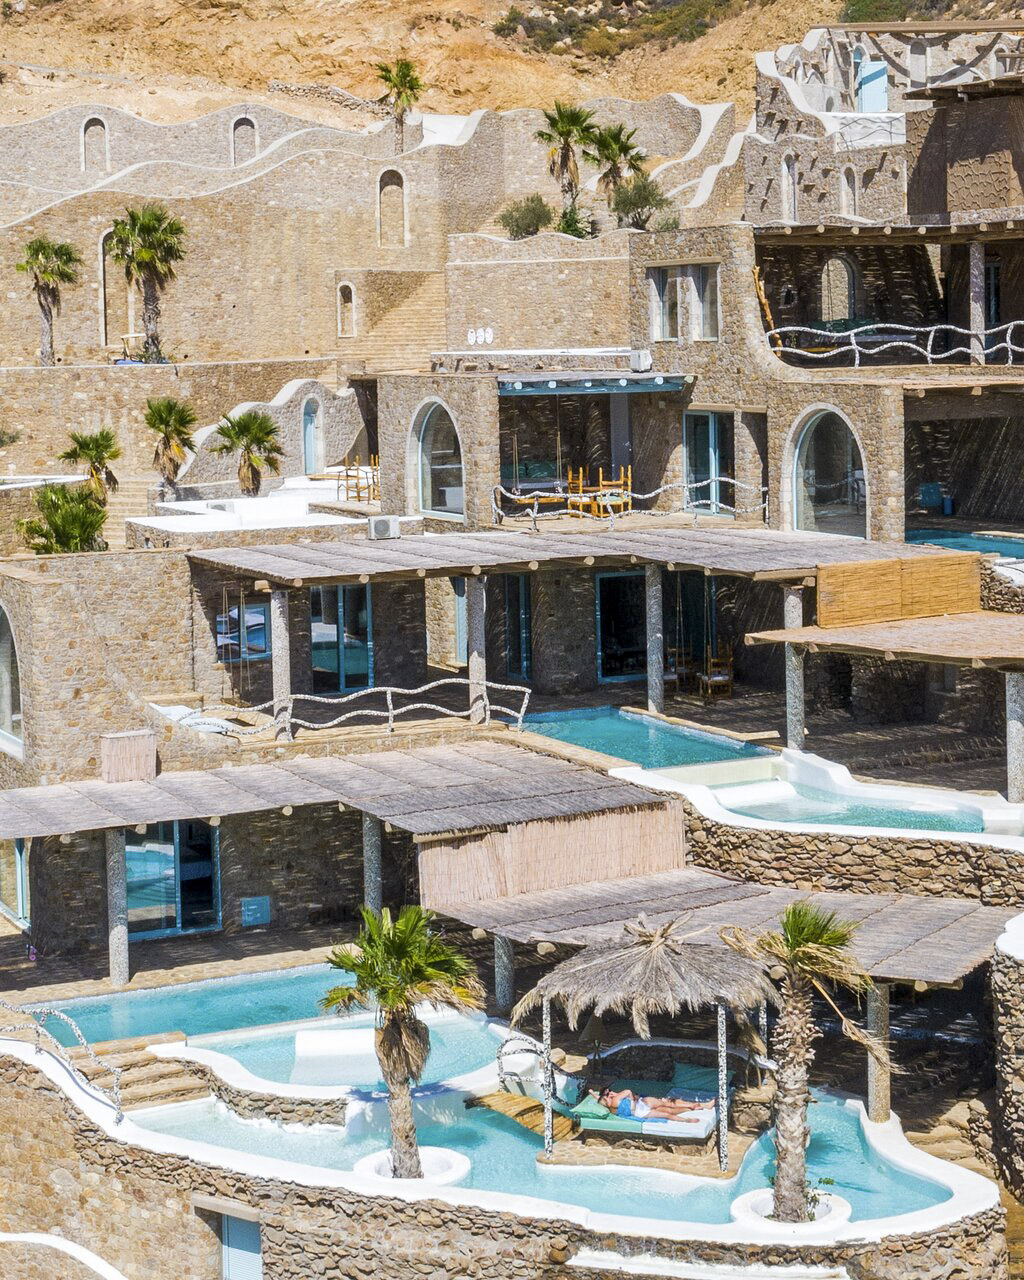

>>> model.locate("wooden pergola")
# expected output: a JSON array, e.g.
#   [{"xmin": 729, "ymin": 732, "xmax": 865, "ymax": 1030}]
[{"xmin": 746, "ymin": 610, "xmax": 1024, "ymax": 801}]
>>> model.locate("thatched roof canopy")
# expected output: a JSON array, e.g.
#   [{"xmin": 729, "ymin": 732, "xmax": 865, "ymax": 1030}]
[{"xmin": 512, "ymin": 915, "xmax": 773, "ymax": 1038}]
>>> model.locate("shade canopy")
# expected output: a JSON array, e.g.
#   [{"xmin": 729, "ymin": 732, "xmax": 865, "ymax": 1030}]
[
  {"xmin": 497, "ymin": 373, "xmax": 690, "ymax": 397},
  {"xmin": 512, "ymin": 914, "xmax": 773, "ymax": 1038}
]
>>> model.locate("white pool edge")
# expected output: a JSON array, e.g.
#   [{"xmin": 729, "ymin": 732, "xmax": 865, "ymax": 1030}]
[{"xmin": 0, "ymin": 1037, "xmax": 998, "ymax": 1249}]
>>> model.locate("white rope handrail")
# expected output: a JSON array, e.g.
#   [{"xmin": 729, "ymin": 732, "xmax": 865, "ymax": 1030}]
[
  {"xmin": 177, "ymin": 677, "xmax": 532, "ymax": 738},
  {"xmin": 491, "ymin": 477, "xmax": 769, "ymax": 530},
  {"xmin": 765, "ymin": 319, "xmax": 1024, "ymax": 367},
  {"xmin": 1, "ymin": 1000, "xmax": 123, "ymax": 1123}
]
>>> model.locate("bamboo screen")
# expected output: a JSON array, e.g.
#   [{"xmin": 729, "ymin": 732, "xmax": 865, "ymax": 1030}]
[
  {"xmin": 816, "ymin": 555, "xmax": 980, "ymax": 627},
  {"xmin": 417, "ymin": 803, "xmax": 686, "ymax": 908}
]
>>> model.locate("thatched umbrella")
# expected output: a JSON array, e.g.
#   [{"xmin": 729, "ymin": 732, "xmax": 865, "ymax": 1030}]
[{"xmin": 512, "ymin": 915, "xmax": 774, "ymax": 1168}]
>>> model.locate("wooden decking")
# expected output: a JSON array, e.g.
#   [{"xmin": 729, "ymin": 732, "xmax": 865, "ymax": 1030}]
[{"xmin": 466, "ymin": 1091, "xmax": 576, "ymax": 1141}]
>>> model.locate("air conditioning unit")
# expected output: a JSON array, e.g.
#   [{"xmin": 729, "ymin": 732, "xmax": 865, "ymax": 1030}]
[
  {"xmin": 368, "ymin": 515, "xmax": 402, "ymax": 540},
  {"xmin": 630, "ymin": 348, "xmax": 653, "ymax": 372}
]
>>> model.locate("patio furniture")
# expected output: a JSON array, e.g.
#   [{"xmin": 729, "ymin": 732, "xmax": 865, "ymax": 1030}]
[
  {"xmin": 594, "ymin": 465, "xmax": 633, "ymax": 518},
  {"xmin": 698, "ymin": 644, "xmax": 734, "ymax": 701},
  {"xmin": 671, "ymin": 647, "xmax": 699, "ymax": 695}
]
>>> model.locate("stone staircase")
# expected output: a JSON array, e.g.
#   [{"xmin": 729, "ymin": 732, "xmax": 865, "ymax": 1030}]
[
  {"xmin": 343, "ymin": 273, "xmax": 447, "ymax": 372},
  {"xmin": 70, "ymin": 1033, "xmax": 210, "ymax": 1111},
  {"xmin": 104, "ymin": 473, "xmax": 158, "ymax": 550}
]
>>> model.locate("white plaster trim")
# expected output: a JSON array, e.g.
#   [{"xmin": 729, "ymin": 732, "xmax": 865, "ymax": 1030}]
[
  {"xmin": 568, "ymin": 1254, "xmax": 849, "ymax": 1278},
  {"xmin": 0, "ymin": 1232, "xmax": 129, "ymax": 1280},
  {"xmin": 996, "ymin": 911, "xmax": 1024, "ymax": 962},
  {"xmin": 0, "ymin": 1038, "xmax": 997, "ymax": 1248}
]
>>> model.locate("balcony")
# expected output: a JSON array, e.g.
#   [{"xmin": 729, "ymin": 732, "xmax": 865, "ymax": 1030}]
[{"xmin": 765, "ymin": 320, "xmax": 1024, "ymax": 369}]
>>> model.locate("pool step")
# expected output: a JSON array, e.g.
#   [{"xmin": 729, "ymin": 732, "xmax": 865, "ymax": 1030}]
[
  {"xmin": 68, "ymin": 1038, "xmax": 209, "ymax": 1110},
  {"xmin": 120, "ymin": 1072, "xmax": 211, "ymax": 1110}
]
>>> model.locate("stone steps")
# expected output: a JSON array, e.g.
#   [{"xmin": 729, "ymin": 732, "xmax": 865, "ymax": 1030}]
[
  {"xmin": 104, "ymin": 474, "xmax": 159, "ymax": 548},
  {"xmin": 69, "ymin": 1034, "xmax": 209, "ymax": 1110}
]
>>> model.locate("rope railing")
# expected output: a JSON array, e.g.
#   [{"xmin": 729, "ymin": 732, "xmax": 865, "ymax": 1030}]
[
  {"xmin": 765, "ymin": 320, "xmax": 1024, "ymax": 367},
  {"xmin": 0, "ymin": 1000, "xmax": 123, "ymax": 1123},
  {"xmin": 177, "ymin": 677, "xmax": 532, "ymax": 738},
  {"xmin": 491, "ymin": 477, "xmax": 769, "ymax": 530}
]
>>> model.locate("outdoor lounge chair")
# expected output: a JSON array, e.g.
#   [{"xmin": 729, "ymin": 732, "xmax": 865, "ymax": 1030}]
[{"xmin": 569, "ymin": 1063, "xmax": 734, "ymax": 1145}]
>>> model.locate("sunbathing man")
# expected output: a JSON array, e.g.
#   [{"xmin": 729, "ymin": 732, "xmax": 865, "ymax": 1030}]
[{"xmin": 594, "ymin": 1087, "xmax": 708, "ymax": 1122}]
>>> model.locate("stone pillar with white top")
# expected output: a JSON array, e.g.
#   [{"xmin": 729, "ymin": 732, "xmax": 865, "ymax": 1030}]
[
  {"xmin": 494, "ymin": 934, "xmax": 515, "ymax": 1015},
  {"xmin": 645, "ymin": 564, "xmax": 664, "ymax": 714},
  {"xmin": 362, "ymin": 813, "xmax": 383, "ymax": 913},
  {"xmin": 105, "ymin": 827, "xmax": 129, "ymax": 988},
  {"xmin": 466, "ymin": 574, "xmax": 487, "ymax": 724},
  {"xmin": 270, "ymin": 588, "xmax": 292, "ymax": 741},
  {"xmin": 968, "ymin": 239, "xmax": 986, "ymax": 366},
  {"xmin": 783, "ymin": 585, "xmax": 805, "ymax": 750},
  {"xmin": 866, "ymin": 982, "xmax": 891, "ymax": 1123},
  {"xmin": 1007, "ymin": 671, "xmax": 1024, "ymax": 804}
]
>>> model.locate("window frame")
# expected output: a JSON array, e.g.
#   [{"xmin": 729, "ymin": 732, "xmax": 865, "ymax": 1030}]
[
  {"xmin": 648, "ymin": 263, "xmax": 721, "ymax": 343},
  {"xmin": 125, "ymin": 820, "xmax": 222, "ymax": 942},
  {"xmin": 216, "ymin": 600, "xmax": 272, "ymax": 665}
]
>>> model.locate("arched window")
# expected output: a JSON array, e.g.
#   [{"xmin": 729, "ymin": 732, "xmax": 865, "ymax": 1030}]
[
  {"xmin": 379, "ymin": 170, "xmax": 406, "ymax": 247},
  {"xmin": 909, "ymin": 40, "xmax": 927, "ymax": 88},
  {"xmin": 417, "ymin": 403, "xmax": 463, "ymax": 517},
  {"xmin": 793, "ymin": 411, "xmax": 866, "ymax": 538},
  {"xmin": 781, "ymin": 154, "xmax": 798, "ymax": 223},
  {"xmin": 82, "ymin": 117, "xmax": 108, "ymax": 174},
  {"xmin": 821, "ymin": 256, "xmax": 855, "ymax": 324},
  {"xmin": 840, "ymin": 166, "xmax": 857, "ymax": 217},
  {"xmin": 0, "ymin": 606, "xmax": 23, "ymax": 754},
  {"xmin": 302, "ymin": 399, "xmax": 321, "ymax": 475},
  {"xmin": 337, "ymin": 283, "xmax": 356, "ymax": 338},
  {"xmin": 231, "ymin": 116, "xmax": 258, "ymax": 166}
]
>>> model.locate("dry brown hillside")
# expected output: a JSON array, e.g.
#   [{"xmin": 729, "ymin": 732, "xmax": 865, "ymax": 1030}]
[{"xmin": 0, "ymin": 0, "xmax": 844, "ymax": 125}]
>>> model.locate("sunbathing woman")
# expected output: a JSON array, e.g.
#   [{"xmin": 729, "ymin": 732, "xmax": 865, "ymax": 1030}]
[{"xmin": 594, "ymin": 1087, "xmax": 708, "ymax": 1122}]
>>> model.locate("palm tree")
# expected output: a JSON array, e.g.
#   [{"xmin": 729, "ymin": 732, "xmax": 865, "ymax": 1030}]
[
  {"xmin": 107, "ymin": 203, "xmax": 186, "ymax": 361},
  {"xmin": 376, "ymin": 58, "xmax": 425, "ymax": 153},
  {"xmin": 210, "ymin": 409, "xmax": 284, "ymax": 497},
  {"xmin": 19, "ymin": 484, "xmax": 108, "ymax": 554},
  {"xmin": 58, "ymin": 428, "xmax": 121, "ymax": 504},
  {"xmin": 16, "ymin": 237, "xmax": 82, "ymax": 367},
  {"xmin": 322, "ymin": 907, "xmax": 483, "ymax": 1179},
  {"xmin": 722, "ymin": 902, "xmax": 885, "ymax": 1224},
  {"xmin": 145, "ymin": 396, "xmax": 197, "ymax": 484},
  {"xmin": 535, "ymin": 102, "xmax": 599, "ymax": 211},
  {"xmin": 592, "ymin": 123, "xmax": 646, "ymax": 203}
]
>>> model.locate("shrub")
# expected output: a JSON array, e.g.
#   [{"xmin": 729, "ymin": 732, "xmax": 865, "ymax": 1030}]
[
  {"xmin": 497, "ymin": 194, "xmax": 555, "ymax": 240},
  {"xmin": 653, "ymin": 212, "xmax": 681, "ymax": 233},
  {"xmin": 612, "ymin": 173, "xmax": 671, "ymax": 229},
  {"xmin": 493, "ymin": 5, "xmax": 525, "ymax": 37},
  {"xmin": 840, "ymin": 0, "xmax": 910, "ymax": 20},
  {"xmin": 556, "ymin": 204, "xmax": 594, "ymax": 238}
]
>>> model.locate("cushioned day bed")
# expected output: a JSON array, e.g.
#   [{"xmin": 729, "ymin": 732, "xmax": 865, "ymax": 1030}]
[{"xmin": 568, "ymin": 1062, "xmax": 732, "ymax": 1142}]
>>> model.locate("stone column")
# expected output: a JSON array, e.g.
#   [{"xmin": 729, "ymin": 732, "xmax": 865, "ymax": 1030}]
[
  {"xmin": 270, "ymin": 588, "xmax": 292, "ymax": 741},
  {"xmin": 104, "ymin": 828, "xmax": 129, "ymax": 988},
  {"xmin": 494, "ymin": 934, "xmax": 515, "ymax": 1015},
  {"xmin": 362, "ymin": 813, "xmax": 383, "ymax": 913},
  {"xmin": 1007, "ymin": 671, "xmax": 1024, "ymax": 804},
  {"xmin": 968, "ymin": 239, "xmax": 986, "ymax": 366},
  {"xmin": 645, "ymin": 564, "xmax": 664, "ymax": 714},
  {"xmin": 866, "ymin": 982, "xmax": 891, "ymax": 1123},
  {"xmin": 783, "ymin": 586, "xmax": 805, "ymax": 750},
  {"xmin": 466, "ymin": 574, "xmax": 487, "ymax": 724}
]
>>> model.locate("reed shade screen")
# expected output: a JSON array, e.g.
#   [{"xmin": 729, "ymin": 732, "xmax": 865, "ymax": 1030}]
[{"xmin": 816, "ymin": 554, "xmax": 981, "ymax": 627}]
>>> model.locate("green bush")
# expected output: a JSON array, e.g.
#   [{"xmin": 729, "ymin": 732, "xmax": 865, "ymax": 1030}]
[
  {"xmin": 840, "ymin": 0, "xmax": 911, "ymax": 20},
  {"xmin": 612, "ymin": 173, "xmax": 672, "ymax": 229},
  {"xmin": 556, "ymin": 204, "xmax": 594, "ymax": 239},
  {"xmin": 497, "ymin": 194, "xmax": 555, "ymax": 240},
  {"xmin": 492, "ymin": 5, "xmax": 525, "ymax": 37}
]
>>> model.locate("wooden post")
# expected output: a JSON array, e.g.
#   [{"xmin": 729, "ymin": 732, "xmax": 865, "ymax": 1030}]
[
  {"xmin": 362, "ymin": 813, "xmax": 383, "ymax": 913},
  {"xmin": 466, "ymin": 575, "xmax": 487, "ymax": 725},
  {"xmin": 867, "ymin": 982, "xmax": 891, "ymax": 1123},
  {"xmin": 105, "ymin": 828, "xmax": 129, "ymax": 988},
  {"xmin": 783, "ymin": 586, "xmax": 805, "ymax": 750},
  {"xmin": 645, "ymin": 564, "xmax": 664, "ymax": 715},
  {"xmin": 1007, "ymin": 671, "xmax": 1024, "ymax": 805},
  {"xmin": 270, "ymin": 588, "xmax": 292, "ymax": 741}
]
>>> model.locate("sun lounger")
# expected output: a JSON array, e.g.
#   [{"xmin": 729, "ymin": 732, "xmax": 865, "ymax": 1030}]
[{"xmin": 568, "ymin": 1065, "xmax": 734, "ymax": 1144}]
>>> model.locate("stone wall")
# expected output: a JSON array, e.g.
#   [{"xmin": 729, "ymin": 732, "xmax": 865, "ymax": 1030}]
[
  {"xmin": 0, "ymin": 480, "xmax": 87, "ymax": 553},
  {"xmin": 684, "ymin": 796, "xmax": 1024, "ymax": 907},
  {"xmin": 991, "ymin": 919, "xmax": 1024, "ymax": 1199},
  {"xmin": 175, "ymin": 1057, "xmax": 350, "ymax": 1126},
  {"xmin": 908, "ymin": 96, "xmax": 1024, "ymax": 217},
  {"xmin": 905, "ymin": 415, "xmax": 1024, "ymax": 526},
  {"xmin": 530, "ymin": 566, "xmax": 598, "ymax": 696},
  {"xmin": 0, "ymin": 1052, "xmax": 1009, "ymax": 1280}
]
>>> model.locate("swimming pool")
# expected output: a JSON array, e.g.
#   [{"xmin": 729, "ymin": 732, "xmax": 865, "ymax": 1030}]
[
  {"xmin": 133, "ymin": 1090, "xmax": 949, "ymax": 1225},
  {"xmin": 907, "ymin": 528, "xmax": 1024, "ymax": 558},
  {"xmin": 525, "ymin": 708, "xmax": 770, "ymax": 770},
  {"xmin": 36, "ymin": 965, "xmax": 347, "ymax": 1047},
  {"xmin": 717, "ymin": 780, "xmax": 986, "ymax": 835},
  {"xmin": 193, "ymin": 1010, "xmax": 505, "ymax": 1091}
]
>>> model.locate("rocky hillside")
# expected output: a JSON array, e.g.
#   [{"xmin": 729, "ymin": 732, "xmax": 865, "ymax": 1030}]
[{"xmin": 0, "ymin": 0, "xmax": 1020, "ymax": 126}]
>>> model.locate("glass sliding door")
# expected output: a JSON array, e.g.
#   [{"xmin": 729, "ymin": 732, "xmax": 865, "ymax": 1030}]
[
  {"xmin": 125, "ymin": 821, "xmax": 220, "ymax": 940},
  {"xmin": 596, "ymin": 572, "xmax": 647, "ymax": 682},
  {"xmin": 683, "ymin": 412, "xmax": 734, "ymax": 514},
  {"xmin": 0, "ymin": 837, "xmax": 29, "ymax": 927},
  {"xmin": 310, "ymin": 585, "xmax": 373, "ymax": 692},
  {"xmin": 504, "ymin": 574, "xmax": 532, "ymax": 681}
]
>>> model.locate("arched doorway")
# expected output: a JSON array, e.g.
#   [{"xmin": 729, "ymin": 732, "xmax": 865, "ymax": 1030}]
[
  {"xmin": 792, "ymin": 410, "xmax": 867, "ymax": 537},
  {"xmin": 232, "ymin": 117, "xmax": 257, "ymax": 165},
  {"xmin": 379, "ymin": 170, "xmax": 406, "ymax": 247},
  {"xmin": 821, "ymin": 256, "xmax": 855, "ymax": 325},
  {"xmin": 416, "ymin": 402, "xmax": 463, "ymax": 517},
  {"xmin": 302, "ymin": 399, "xmax": 321, "ymax": 474},
  {"xmin": 0, "ymin": 605, "xmax": 23, "ymax": 753}
]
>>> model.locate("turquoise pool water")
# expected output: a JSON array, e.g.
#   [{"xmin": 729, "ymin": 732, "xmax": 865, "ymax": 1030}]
[
  {"xmin": 525, "ymin": 708, "xmax": 769, "ymax": 770},
  {"xmin": 720, "ymin": 782, "xmax": 985, "ymax": 835},
  {"xmin": 134, "ymin": 1092, "xmax": 949, "ymax": 1225},
  {"xmin": 35, "ymin": 965, "xmax": 347, "ymax": 1047},
  {"xmin": 907, "ymin": 528, "xmax": 1024, "ymax": 558},
  {"xmin": 200, "ymin": 1013, "xmax": 503, "ymax": 1090}
]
